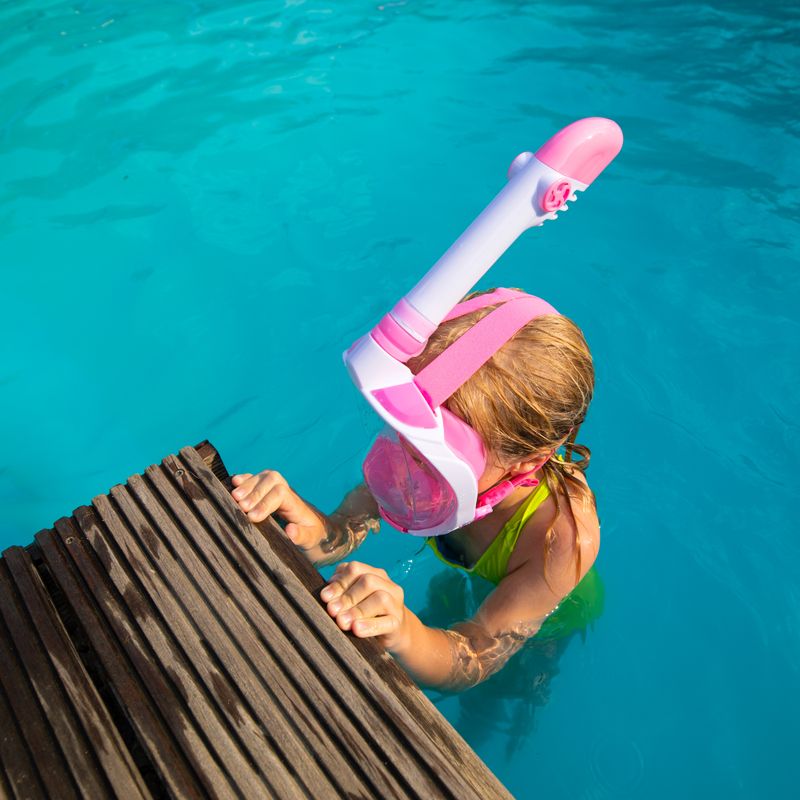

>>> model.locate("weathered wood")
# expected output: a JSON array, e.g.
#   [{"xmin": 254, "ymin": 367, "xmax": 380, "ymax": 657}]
[
  {"xmin": 0, "ymin": 682, "xmax": 45, "ymax": 798},
  {"xmin": 140, "ymin": 462, "xmax": 402, "ymax": 799},
  {"xmin": 1, "ymin": 442, "xmax": 514, "ymax": 800},
  {"xmin": 109, "ymin": 475, "xmax": 334, "ymax": 799},
  {"xmin": 53, "ymin": 512, "xmax": 239, "ymax": 800},
  {"xmin": 178, "ymin": 446, "xmax": 512, "ymax": 800},
  {"xmin": 0, "ymin": 607, "xmax": 72, "ymax": 800},
  {"xmin": 74, "ymin": 502, "xmax": 267, "ymax": 800},
  {"xmin": 0, "ymin": 548, "xmax": 150, "ymax": 800},
  {"xmin": 34, "ymin": 524, "xmax": 203, "ymax": 799}
]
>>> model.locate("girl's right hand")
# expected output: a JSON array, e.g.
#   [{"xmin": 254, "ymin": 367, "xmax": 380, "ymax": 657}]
[{"xmin": 230, "ymin": 470, "xmax": 327, "ymax": 551}]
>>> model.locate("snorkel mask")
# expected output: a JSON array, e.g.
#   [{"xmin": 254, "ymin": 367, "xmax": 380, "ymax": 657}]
[{"xmin": 344, "ymin": 117, "xmax": 623, "ymax": 536}]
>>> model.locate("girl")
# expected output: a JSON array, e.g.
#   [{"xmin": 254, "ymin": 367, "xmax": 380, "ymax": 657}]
[{"xmin": 230, "ymin": 292, "xmax": 600, "ymax": 691}]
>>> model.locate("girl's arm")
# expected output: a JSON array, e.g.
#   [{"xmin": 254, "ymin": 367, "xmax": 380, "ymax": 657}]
[
  {"xmin": 393, "ymin": 568, "xmax": 550, "ymax": 690},
  {"xmin": 322, "ymin": 559, "xmax": 561, "ymax": 690},
  {"xmin": 230, "ymin": 471, "xmax": 380, "ymax": 566},
  {"xmin": 323, "ymin": 510, "xmax": 595, "ymax": 690}
]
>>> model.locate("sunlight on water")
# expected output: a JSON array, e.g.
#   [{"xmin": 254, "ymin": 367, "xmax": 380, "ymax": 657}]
[{"xmin": 1, "ymin": 2, "xmax": 798, "ymax": 797}]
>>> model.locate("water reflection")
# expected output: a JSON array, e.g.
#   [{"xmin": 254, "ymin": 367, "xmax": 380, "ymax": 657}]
[
  {"xmin": 0, "ymin": 0, "xmax": 394, "ymax": 205},
  {"xmin": 419, "ymin": 568, "xmax": 604, "ymax": 756}
]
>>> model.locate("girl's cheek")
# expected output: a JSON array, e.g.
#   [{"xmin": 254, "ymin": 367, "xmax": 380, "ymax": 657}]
[{"xmin": 477, "ymin": 464, "xmax": 507, "ymax": 493}]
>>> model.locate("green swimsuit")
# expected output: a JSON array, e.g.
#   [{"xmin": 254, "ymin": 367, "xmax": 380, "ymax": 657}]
[{"xmin": 426, "ymin": 480, "xmax": 604, "ymax": 640}]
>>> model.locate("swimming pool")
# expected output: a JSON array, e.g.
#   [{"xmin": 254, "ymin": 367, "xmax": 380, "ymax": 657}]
[{"xmin": 2, "ymin": 1, "xmax": 798, "ymax": 796}]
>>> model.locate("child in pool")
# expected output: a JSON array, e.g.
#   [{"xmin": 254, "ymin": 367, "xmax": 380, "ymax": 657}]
[{"xmin": 230, "ymin": 292, "xmax": 599, "ymax": 691}]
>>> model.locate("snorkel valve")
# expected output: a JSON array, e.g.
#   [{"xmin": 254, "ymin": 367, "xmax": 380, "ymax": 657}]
[{"xmin": 370, "ymin": 117, "xmax": 624, "ymax": 362}]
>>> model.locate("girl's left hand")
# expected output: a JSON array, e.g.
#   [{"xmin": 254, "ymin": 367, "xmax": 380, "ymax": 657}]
[{"xmin": 320, "ymin": 562, "xmax": 408, "ymax": 651}]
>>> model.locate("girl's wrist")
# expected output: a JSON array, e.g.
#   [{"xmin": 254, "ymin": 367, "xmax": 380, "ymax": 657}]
[
  {"xmin": 311, "ymin": 511, "xmax": 373, "ymax": 565},
  {"xmin": 384, "ymin": 608, "xmax": 418, "ymax": 655},
  {"xmin": 316, "ymin": 512, "xmax": 347, "ymax": 553}
]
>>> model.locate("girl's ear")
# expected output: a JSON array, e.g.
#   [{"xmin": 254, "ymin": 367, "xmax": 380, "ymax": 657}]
[{"xmin": 508, "ymin": 453, "xmax": 551, "ymax": 476}]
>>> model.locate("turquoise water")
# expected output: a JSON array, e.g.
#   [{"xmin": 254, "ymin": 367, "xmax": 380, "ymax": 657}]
[{"xmin": 2, "ymin": 1, "xmax": 798, "ymax": 796}]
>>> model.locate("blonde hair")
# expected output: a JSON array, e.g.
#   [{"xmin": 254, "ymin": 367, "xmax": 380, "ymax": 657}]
[{"xmin": 408, "ymin": 290, "xmax": 595, "ymax": 584}]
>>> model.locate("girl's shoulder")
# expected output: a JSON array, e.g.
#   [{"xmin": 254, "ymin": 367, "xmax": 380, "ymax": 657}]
[{"xmin": 507, "ymin": 469, "xmax": 600, "ymax": 590}]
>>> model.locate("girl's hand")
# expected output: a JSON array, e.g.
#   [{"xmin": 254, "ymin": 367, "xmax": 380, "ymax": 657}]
[
  {"xmin": 320, "ymin": 562, "xmax": 409, "ymax": 651},
  {"xmin": 231, "ymin": 470, "xmax": 326, "ymax": 551}
]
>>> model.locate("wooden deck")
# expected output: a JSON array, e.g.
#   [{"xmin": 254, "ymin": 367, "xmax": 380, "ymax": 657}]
[{"xmin": 0, "ymin": 442, "xmax": 513, "ymax": 799}]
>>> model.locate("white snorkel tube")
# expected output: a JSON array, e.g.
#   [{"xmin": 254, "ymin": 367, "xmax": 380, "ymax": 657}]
[{"xmin": 367, "ymin": 116, "xmax": 623, "ymax": 362}]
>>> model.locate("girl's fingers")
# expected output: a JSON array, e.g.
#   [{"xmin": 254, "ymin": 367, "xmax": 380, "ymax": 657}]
[
  {"xmin": 335, "ymin": 590, "xmax": 395, "ymax": 630},
  {"xmin": 230, "ymin": 471, "xmax": 327, "ymax": 550},
  {"xmin": 351, "ymin": 615, "xmax": 400, "ymax": 639},
  {"xmin": 321, "ymin": 563, "xmax": 370, "ymax": 606},
  {"xmin": 236, "ymin": 473, "xmax": 284, "ymax": 512},
  {"xmin": 324, "ymin": 568, "xmax": 398, "ymax": 618},
  {"xmin": 319, "ymin": 583, "xmax": 341, "ymax": 604},
  {"xmin": 245, "ymin": 485, "xmax": 288, "ymax": 522},
  {"xmin": 329, "ymin": 562, "xmax": 388, "ymax": 591},
  {"xmin": 320, "ymin": 561, "xmax": 361, "ymax": 602},
  {"xmin": 231, "ymin": 473, "xmax": 262, "ymax": 501},
  {"xmin": 284, "ymin": 522, "xmax": 324, "ymax": 550},
  {"xmin": 284, "ymin": 523, "xmax": 300, "ymax": 542}
]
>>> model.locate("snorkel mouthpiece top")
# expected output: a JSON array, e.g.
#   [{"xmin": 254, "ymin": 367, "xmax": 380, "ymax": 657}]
[
  {"xmin": 345, "ymin": 117, "xmax": 623, "ymax": 536},
  {"xmin": 534, "ymin": 116, "xmax": 623, "ymax": 186}
]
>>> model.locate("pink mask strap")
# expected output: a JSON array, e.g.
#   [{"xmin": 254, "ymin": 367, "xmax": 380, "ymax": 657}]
[
  {"xmin": 415, "ymin": 295, "xmax": 559, "ymax": 409},
  {"xmin": 475, "ymin": 467, "xmax": 542, "ymax": 519},
  {"xmin": 443, "ymin": 288, "xmax": 529, "ymax": 322}
]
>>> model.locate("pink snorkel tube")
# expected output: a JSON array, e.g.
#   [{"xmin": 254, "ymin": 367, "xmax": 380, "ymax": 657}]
[{"xmin": 345, "ymin": 118, "xmax": 623, "ymax": 537}]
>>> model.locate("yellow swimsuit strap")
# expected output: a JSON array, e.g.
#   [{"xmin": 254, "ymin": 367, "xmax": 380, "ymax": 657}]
[{"xmin": 428, "ymin": 480, "xmax": 552, "ymax": 585}]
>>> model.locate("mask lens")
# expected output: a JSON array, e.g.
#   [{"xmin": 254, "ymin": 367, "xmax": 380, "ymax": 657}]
[{"xmin": 363, "ymin": 430, "xmax": 456, "ymax": 532}]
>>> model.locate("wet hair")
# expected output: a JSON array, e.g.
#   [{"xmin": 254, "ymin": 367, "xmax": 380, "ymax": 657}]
[{"xmin": 408, "ymin": 289, "xmax": 596, "ymax": 584}]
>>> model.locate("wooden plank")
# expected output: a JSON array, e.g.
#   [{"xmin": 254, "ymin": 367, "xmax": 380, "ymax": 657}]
[
  {"xmin": 34, "ymin": 526, "xmax": 205, "ymax": 800},
  {"xmin": 2, "ymin": 547, "xmax": 150, "ymax": 800},
  {"xmin": 177, "ymin": 446, "xmax": 504, "ymax": 800},
  {"xmin": 0, "ymin": 606, "xmax": 75, "ymax": 800},
  {"xmin": 193, "ymin": 442, "xmax": 513, "ymax": 798},
  {"xmin": 52, "ymin": 514, "xmax": 241, "ymax": 800},
  {"xmin": 0, "ymin": 554, "xmax": 107, "ymax": 798},
  {"xmin": 144, "ymin": 460, "xmax": 415, "ymax": 799},
  {"xmin": 0, "ymin": 642, "xmax": 47, "ymax": 799},
  {"xmin": 195, "ymin": 440, "xmax": 229, "ymax": 485}
]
